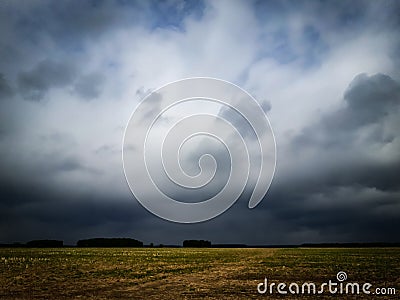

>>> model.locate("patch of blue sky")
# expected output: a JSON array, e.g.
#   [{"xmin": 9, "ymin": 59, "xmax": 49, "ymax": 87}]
[
  {"xmin": 253, "ymin": 1, "xmax": 303, "ymax": 65},
  {"xmin": 146, "ymin": 0, "xmax": 205, "ymax": 32},
  {"xmin": 253, "ymin": 0, "xmax": 368, "ymax": 69},
  {"xmin": 254, "ymin": 24, "xmax": 328, "ymax": 70},
  {"xmin": 269, "ymin": 29, "xmax": 298, "ymax": 64},
  {"xmin": 300, "ymin": 25, "xmax": 329, "ymax": 69}
]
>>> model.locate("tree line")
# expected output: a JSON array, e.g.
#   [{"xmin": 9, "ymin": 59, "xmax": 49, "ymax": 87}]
[{"xmin": 0, "ymin": 238, "xmax": 213, "ymax": 248}]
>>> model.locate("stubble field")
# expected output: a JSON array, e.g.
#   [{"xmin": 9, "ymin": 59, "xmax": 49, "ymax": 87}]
[{"xmin": 0, "ymin": 247, "xmax": 398, "ymax": 299}]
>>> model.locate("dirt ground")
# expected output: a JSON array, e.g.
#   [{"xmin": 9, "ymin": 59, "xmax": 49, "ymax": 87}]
[{"xmin": 0, "ymin": 248, "xmax": 398, "ymax": 299}]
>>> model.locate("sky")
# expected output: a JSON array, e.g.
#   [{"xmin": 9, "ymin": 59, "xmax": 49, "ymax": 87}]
[{"xmin": 0, "ymin": 0, "xmax": 399, "ymax": 245}]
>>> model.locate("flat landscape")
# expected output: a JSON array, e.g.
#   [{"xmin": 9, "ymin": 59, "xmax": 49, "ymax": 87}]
[{"xmin": 0, "ymin": 248, "xmax": 398, "ymax": 299}]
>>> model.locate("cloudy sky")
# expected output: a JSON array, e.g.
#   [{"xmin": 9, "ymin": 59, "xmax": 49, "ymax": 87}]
[{"xmin": 0, "ymin": 0, "xmax": 399, "ymax": 245}]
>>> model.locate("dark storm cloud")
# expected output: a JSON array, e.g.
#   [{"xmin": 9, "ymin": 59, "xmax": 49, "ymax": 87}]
[
  {"xmin": 0, "ymin": 154, "xmax": 99, "ymax": 201},
  {"xmin": 253, "ymin": 73, "xmax": 400, "ymax": 242},
  {"xmin": 290, "ymin": 73, "xmax": 400, "ymax": 191},
  {"xmin": 342, "ymin": 74, "xmax": 400, "ymax": 127},
  {"xmin": 301, "ymin": 73, "xmax": 398, "ymax": 185},
  {"xmin": 0, "ymin": 0, "xmax": 399, "ymax": 245},
  {"xmin": 0, "ymin": 180, "xmax": 147, "ymax": 244},
  {"xmin": 314, "ymin": 73, "xmax": 400, "ymax": 134},
  {"xmin": 260, "ymin": 185, "xmax": 400, "ymax": 243}
]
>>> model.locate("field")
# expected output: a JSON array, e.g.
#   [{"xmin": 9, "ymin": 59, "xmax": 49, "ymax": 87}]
[{"xmin": 0, "ymin": 248, "xmax": 398, "ymax": 299}]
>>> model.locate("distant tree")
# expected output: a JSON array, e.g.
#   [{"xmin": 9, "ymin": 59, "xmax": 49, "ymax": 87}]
[
  {"xmin": 76, "ymin": 238, "xmax": 143, "ymax": 247},
  {"xmin": 183, "ymin": 240, "xmax": 211, "ymax": 247},
  {"xmin": 0, "ymin": 242, "xmax": 25, "ymax": 248},
  {"xmin": 26, "ymin": 240, "xmax": 63, "ymax": 247}
]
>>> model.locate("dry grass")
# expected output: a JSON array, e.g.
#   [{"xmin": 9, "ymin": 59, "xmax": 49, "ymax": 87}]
[{"xmin": 0, "ymin": 248, "xmax": 398, "ymax": 299}]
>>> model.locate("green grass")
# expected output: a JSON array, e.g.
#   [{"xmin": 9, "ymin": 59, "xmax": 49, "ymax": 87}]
[{"xmin": 0, "ymin": 248, "xmax": 398, "ymax": 299}]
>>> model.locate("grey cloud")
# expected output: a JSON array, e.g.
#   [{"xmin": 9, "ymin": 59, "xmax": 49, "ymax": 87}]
[
  {"xmin": 343, "ymin": 73, "xmax": 400, "ymax": 127},
  {"xmin": 17, "ymin": 59, "xmax": 107, "ymax": 101},
  {"xmin": 0, "ymin": 1, "xmax": 140, "ymax": 87},
  {"xmin": 48, "ymin": 156, "xmax": 93, "ymax": 174},
  {"xmin": 261, "ymin": 184, "xmax": 400, "ymax": 243},
  {"xmin": 139, "ymin": 92, "xmax": 163, "ymax": 121},
  {"xmin": 1, "ymin": 1, "xmax": 145, "ymax": 47},
  {"xmin": 40, "ymin": 154, "xmax": 102, "ymax": 178},
  {"xmin": 0, "ymin": 131, "xmax": 99, "ymax": 198},
  {"xmin": 0, "ymin": 153, "xmax": 98, "ymax": 190},
  {"xmin": 261, "ymin": 100, "xmax": 271, "ymax": 113},
  {"xmin": 0, "ymin": 0, "xmax": 399, "ymax": 245},
  {"xmin": 136, "ymin": 87, "xmax": 153, "ymax": 99},
  {"xmin": 74, "ymin": 72, "xmax": 105, "ymax": 100},
  {"xmin": 217, "ymin": 98, "xmax": 272, "ymax": 139},
  {"xmin": 95, "ymin": 144, "xmax": 119, "ymax": 155},
  {"xmin": 0, "ymin": 74, "xmax": 13, "ymax": 100},
  {"xmin": 294, "ymin": 73, "xmax": 400, "ymax": 150},
  {"xmin": 17, "ymin": 59, "xmax": 76, "ymax": 101},
  {"xmin": 316, "ymin": 73, "xmax": 400, "ymax": 134},
  {"xmin": 158, "ymin": 137, "xmax": 231, "ymax": 203},
  {"xmin": 0, "ymin": 181, "xmax": 145, "ymax": 244},
  {"xmin": 256, "ymin": 73, "xmax": 400, "ymax": 242},
  {"xmin": 218, "ymin": 105, "xmax": 257, "ymax": 138}
]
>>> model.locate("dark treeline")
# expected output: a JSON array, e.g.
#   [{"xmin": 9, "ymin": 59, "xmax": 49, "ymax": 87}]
[
  {"xmin": 301, "ymin": 242, "xmax": 400, "ymax": 248},
  {"xmin": 212, "ymin": 244, "xmax": 247, "ymax": 248},
  {"xmin": 0, "ymin": 240, "xmax": 63, "ymax": 248},
  {"xmin": 77, "ymin": 238, "xmax": 143, "ymax": 247},
  {"xmin": 183, "ymin": 240, "xmax": 211, "ymax": 247},
  {"xmin": 26, "ymin": 240, "xmax": 63, "ymax": 247},
  {"xmin": 1, "ymin": 239, "xmax": 400, "ymax": 248}
]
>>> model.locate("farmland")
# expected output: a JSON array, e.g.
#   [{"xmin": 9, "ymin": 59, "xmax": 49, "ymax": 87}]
[{"xmin": 0, "ymin": 248, "xmax": 398, "ymax": 299}]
